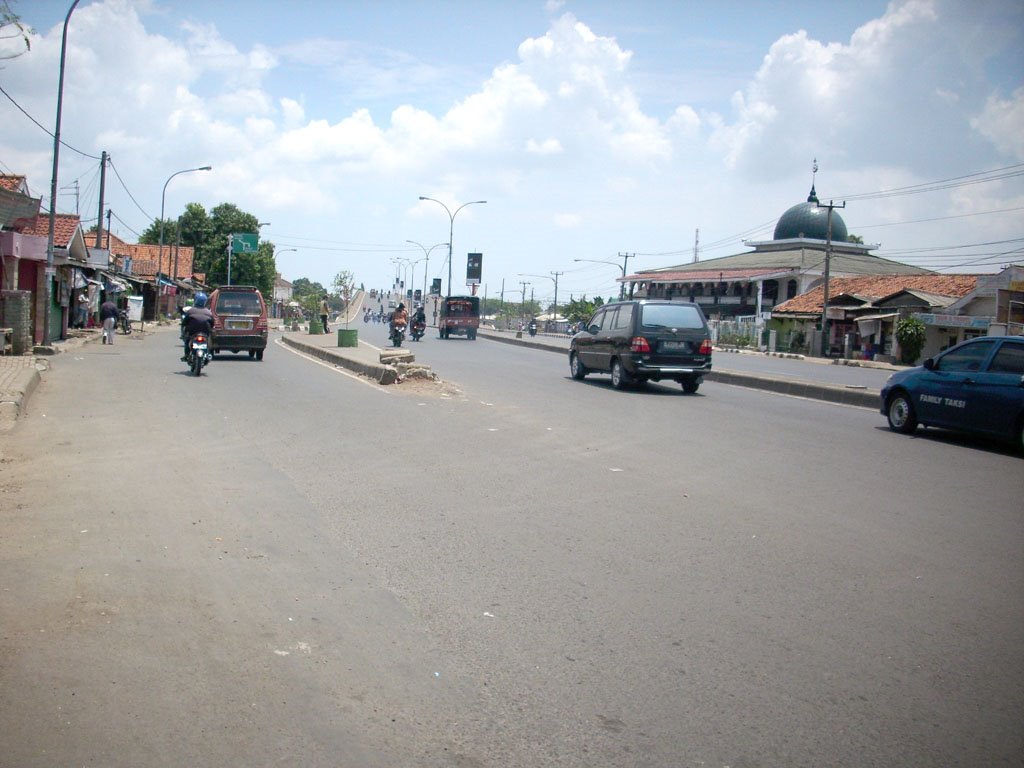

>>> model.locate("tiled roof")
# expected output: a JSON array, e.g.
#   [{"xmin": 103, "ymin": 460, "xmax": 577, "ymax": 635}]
[
  {"xmin": 773, "ymin": 274, "xmax": 979, "ymax": 314},
  {"xmin": 122, "ymin": 242, "xmax": 195, "ymax": 280},
  {"xmin": 15, "ymin": 213, "xmax": 81, "ymax": 247},
  {"xmin": 0, "ymin": 175, "xmax": 28, "ymax": 193}
]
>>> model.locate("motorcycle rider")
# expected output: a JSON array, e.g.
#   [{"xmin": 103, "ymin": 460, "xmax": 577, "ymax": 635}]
[
  {"xmin": 390, "ymin": 302, "xmax": 409, "ymax": 340},
  {"xmin": 528, "ymin": 317, "xmax": 538, "ymax": 336},
  {"xmin": 181, "ymin": 292, "xmax": 214, "ymax": 361}
]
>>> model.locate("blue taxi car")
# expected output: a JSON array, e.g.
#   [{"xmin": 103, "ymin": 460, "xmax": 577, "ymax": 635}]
[{"xmin": 881, "ymin": 335, "xmax": 1024, "ymax": 451}]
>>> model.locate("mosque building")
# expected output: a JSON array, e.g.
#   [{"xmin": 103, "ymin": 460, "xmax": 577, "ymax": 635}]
[{"xmin": 621, "ymin": 183, "xmax": 929, "ymax": 322}]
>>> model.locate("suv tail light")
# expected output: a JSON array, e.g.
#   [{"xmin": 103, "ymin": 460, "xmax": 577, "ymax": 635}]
[
  {"xmin": 630, "ymin": 336, "xmax": 651, "ymax": 353},
  {"xmin": 699, "ymin": 338, "xmax": 712, "ymax": 355},
  {"xmin": 213, "ymin": 315, "xmax": 224, "ymax": 330},
  {"xmin": 256, "ymin": 317, "xmax": 268, "ymax": 332}
]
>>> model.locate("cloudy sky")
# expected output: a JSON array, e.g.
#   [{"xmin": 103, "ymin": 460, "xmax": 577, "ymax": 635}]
[{"xmin": 3, "ymin": 0, "xmax": 1023, "ymax": 303}]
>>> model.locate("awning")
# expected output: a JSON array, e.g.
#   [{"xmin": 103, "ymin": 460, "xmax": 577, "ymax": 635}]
[
  {"xmin": 855, "ymin": 312, "xmax": 897, "ymax": 336},
  {"xmin": 854, "ymin": 313, "xmax": 898, "ymax": 324}
]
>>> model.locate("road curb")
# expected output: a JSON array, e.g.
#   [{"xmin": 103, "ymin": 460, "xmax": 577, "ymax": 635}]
[
  {"xmin": 281, "ymin": 335, "xmax": 398, "ymax": 384},
  {"xmin": 0, "ymin": 366, "xmax": 41, "ymax": 431}
]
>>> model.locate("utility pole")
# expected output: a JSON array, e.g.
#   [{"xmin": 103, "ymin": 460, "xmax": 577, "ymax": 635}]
[
  {"xmin": 94, "ymin": 151, "xmax": 107, "ymax": 248},
  {"xmin": 519, "ymin": 280, "xmax": 530, "ymax": 324},
  {"xmin": 617, "ymin": 252, "xmax": 635, "ymax": 299},
  {"xmin": 693, "ymin": 228, "xmax": 700, "ymax": 263},
  {"xmin": 815, "ymin": 199, "xmax": 846, "ymax": 357},
  {"xmin": 550, "ymin": 270, "xmax": 563, "ymax": 318}
]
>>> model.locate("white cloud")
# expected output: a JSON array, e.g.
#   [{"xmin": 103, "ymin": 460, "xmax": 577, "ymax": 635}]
[
  {"xmin": 972, "ymin": 88, "xmax": 1024, "ymax": 160},
  {"xmin": 526, "ymin": 138, "xmax": 563, "ymax": 155},
  {"xmin": 2, "ymin": 0, "xmax": 1020, "ymax": 288}
]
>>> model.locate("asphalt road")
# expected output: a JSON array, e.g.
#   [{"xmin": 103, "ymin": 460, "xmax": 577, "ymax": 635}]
[{"xmin": 1, "ymin": 325, "xmax": 1021, "ymax": 767}]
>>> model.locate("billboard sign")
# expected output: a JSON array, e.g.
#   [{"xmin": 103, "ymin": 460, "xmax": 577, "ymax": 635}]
[{"xmin": 467, "ymin": 252, "xmax": 482, "ymax": 285}]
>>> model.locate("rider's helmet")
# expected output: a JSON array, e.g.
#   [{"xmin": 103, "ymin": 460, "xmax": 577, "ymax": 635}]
[{"xmin": 194, "ymin": 292, "xmax": 208, "ymax": 308}]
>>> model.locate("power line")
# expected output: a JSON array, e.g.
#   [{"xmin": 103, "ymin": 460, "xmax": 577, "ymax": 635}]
[
  {"xmin": 0, "ymin": 83, "xmax": 102, "ymax": 160},
  {"xmin": 107, "ymin": 158, "xmax": 153, "ymax": 222}
]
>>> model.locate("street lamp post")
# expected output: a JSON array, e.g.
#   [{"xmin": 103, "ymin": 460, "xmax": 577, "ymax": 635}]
[
  {"xmin": 43, "ymin": 0, "xmax": 80, "ymax": 345},
  {"xmin": 573, "ymin": 255, "xmax": 634, "ymax": 300},
  {"xmin": 158, "ymin": 165, "xmax": 211, "ymax": 320},
  {"xmin": 406, "ymin": 240, "xmax": 448, "ymax": 306},
  {"xmin": 417, "ymin": 197, "xmax": 486, "ymax": 298},
  {"xmin": 274, "ymin": 248, "xmax": 297, "ymax": 319}
]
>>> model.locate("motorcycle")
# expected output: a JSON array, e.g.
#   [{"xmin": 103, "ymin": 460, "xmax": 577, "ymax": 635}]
[
  {"xmin": 410, "ymin": 319, "xmax": 426, "ymax": 342},
  {"xmin": 528, "ymin": 321, "xmax": 537, "ymax": 337},
  {"xmin": 389, "ymin": 323, "xmax": 406, "ymax": 347},
  {"xmin": 119, "ymin": 308, "xmax": 132, "ymax": 335},
  {"xmin": 185, "ymin": 333, "xmax": 212, "ymax": 376}
]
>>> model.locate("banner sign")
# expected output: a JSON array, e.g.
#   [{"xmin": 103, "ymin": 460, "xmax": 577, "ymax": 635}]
[{"xmin": 467, "ymin": 252, "xmax": 482, "ymax": 285}]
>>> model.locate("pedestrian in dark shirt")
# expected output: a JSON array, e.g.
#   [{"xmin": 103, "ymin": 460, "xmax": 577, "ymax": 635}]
[{"xmin": 100, "ymin": 299, "xmax": 118, "ymax": 345}]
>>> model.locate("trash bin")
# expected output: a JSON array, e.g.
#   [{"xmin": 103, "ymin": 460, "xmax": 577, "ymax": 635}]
[{"xmin": 337, "ymin": 329, "xmax": 358, "ymax": 348}]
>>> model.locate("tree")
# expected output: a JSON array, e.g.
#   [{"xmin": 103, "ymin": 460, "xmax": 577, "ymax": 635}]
[
  {"xmin": 564, "ymin": 296, "xmax": 603, "ymax": 324},
  {"xmin": 332, "ymin": 270, "xmax": 355, "ymax": 327},
  {"xmin": 291, "ymin": 278, "xmax": 326, "ymax": 301},
  {"xmin": 0, "ymin": 1, "xmax": 31, "ymax": 62},
  {"xmin": 190, "ymin": 204, "xmax": 274, "ymax": 298},
  {"xmin": 895, "ymin": 316, "xmax": 926, "ymax": 365},
  {"xmin": 847, "ymin": 234, "xmax": 864, "ymax": 244}
]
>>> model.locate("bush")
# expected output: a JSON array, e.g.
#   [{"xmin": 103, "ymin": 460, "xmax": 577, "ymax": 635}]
[{"xmin": 895, "ymin": 316, "xmax": 926, "ymax": 365}]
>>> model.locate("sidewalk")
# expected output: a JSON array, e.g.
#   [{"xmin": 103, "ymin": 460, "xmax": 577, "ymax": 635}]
[{"xmin": 0, "ymin": 328, "xmax": 99, "ymax": 430}]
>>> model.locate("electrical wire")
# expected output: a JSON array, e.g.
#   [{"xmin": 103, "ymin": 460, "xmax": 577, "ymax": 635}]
[
  {"xmin": 107, "ymin": 158, "xmax": 153, "ymax": 222},
  {"xmin": 0, "ymin": 83, "xmax": 103, "ymax": 160}
]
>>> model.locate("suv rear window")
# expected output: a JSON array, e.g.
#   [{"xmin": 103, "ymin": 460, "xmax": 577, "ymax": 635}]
[
  {"xmin": 639, "ymin": 303, "xmax": 705, "ymax": 330},
  {"xmin": 216, "ymin": 292, "xmax": 262, "ymax": 316}
]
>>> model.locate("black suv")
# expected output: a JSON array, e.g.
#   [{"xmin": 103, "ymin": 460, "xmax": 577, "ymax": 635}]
[{"xmin": 569, "ymin": 300, "xmax": 713, "ymax": 392}]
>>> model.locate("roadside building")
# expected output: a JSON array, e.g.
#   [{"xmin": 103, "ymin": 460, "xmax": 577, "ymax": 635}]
[{"xmin": 621, "ymin": 184, "xmax": 929, "ymax": 353}]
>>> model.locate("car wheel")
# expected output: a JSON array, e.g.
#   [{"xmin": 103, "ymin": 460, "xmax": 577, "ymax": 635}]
[
  {"xmin": 681, "ymin": 377, "xmax": 700, "ymax": 394},
  {"xmin": 255, "ymin": 349, "xmax": 264, "ymax": 361},
  {"xmin": 248, "ymin": 350, "xmax": 256, "ymax": 359},
  {"xmin": 886, "ymin": 391, "xmax": 918, "ymax": 434},
  {"xmin": 569, "ymin": 352, "xmax": 588, "ymax": 380},
  {"xmin": 611, "ymin": 359, "xmax": 633, "ymax": 390}
]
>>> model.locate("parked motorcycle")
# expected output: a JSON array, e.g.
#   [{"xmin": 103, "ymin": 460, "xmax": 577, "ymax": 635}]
[
  {"xmin": 410, "ymin": 320, "xmax": 426, "ymax": 342},
  {"xmin": 185, "ymin": 333, "xmax": 212, "ymax": 376},
  {"xmin": 389, "ymin": 324, "xmax": 406, "ymax": 347},
  {"xmin": 119, "ymin": 308, "xmax": 132, "ymax": 335}
]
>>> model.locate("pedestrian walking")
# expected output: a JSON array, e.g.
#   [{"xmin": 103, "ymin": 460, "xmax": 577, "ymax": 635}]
[
  {"xmin": 76, "ymin": 291, "xmax": 90, "ymax": 328},
  {"xmin": 100, "ymin": 299, "xmax": 118, "ymax": 345},
  {"xmin": 319, "ymin": 295, "xmax": 330, "ymax": 333}
]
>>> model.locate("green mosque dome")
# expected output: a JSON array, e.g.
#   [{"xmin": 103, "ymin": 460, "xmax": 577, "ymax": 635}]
[{"xmin": 773, "ymin": 184, "xmax": 848, "ymax": 242}]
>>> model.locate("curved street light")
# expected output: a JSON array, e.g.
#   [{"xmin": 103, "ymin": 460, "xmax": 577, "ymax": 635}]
[
  {"xmin": 573, "ymin": 256, "xmax": 633, "ymax": 300},
  {"xmin": 406, "ymin": 239, "xmax": 448, "ymax": 306},
  {"xmin": 271, "ymin": 249, "xmax": 297, "ymax": 318},
  {"xmin": 43, "ymin": 0, "xmax": 81, "ymax": 345},
  {"xmin": 418, "ymin": 197, "xmax": 486, "ymax": 298},
  {"xmin": 158, "ymin": 165, "xmax": 211, "ymax": 319},
  {"xmin": 519, "ymin": 271, "xmax": 563, "ymax": 320}
]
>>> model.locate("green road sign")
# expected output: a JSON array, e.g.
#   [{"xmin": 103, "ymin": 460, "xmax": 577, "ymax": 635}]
[{"xmin": 230, "ymin": 233, "xmax": 259, "ymax": 254}]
